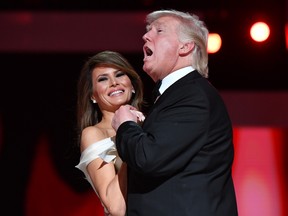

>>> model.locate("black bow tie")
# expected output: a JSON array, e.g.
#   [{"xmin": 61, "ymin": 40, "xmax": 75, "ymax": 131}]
[{"xmin": 152, "ymin": 80, "xmax": 162, "ymax": 101}]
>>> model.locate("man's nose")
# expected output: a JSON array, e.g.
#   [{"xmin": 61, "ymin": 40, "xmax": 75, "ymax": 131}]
[{"xmin": 142, "ymin": 32, "xmax": 150, "ymax": 42}]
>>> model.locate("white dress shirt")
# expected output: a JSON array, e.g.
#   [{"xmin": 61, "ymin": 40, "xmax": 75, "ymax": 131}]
[{"xmin": 159, "ymin": 66, "xmax": 195, "ymax": 95}]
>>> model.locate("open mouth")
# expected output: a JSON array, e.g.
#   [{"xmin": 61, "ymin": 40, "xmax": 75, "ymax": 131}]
[
  {"xmin": 144, "ymin": 46, "xmax": 153, "ymax": 56},
  {"xmin": 109, "ymin": 90, "xmax": 124, "ymax": 96}
]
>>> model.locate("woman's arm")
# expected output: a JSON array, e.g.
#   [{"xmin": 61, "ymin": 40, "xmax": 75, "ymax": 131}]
[
  {"xmin": 80, "ymin": 127, "xmax": 127, "ymax": 216},
  {"xmin": 86, "ymin": 159, "xmax": 127, "ymax": 216}
]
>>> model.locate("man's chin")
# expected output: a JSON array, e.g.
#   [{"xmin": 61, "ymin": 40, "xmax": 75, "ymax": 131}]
[{"xmin": 142, "ymin": 64, "xmax": 149, "ymax": 73}]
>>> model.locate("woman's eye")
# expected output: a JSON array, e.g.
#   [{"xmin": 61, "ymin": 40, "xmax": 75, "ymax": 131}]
[
  {"xmin": 116, "ymin": 72, "xmax": 126, "ymax": 77},
  {"xmin": 98, "ymin": 77, "xmax": 107, "ymax": 82}
]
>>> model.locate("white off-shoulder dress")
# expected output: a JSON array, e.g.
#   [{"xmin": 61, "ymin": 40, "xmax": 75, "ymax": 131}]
[{"xmin": 75, "ymin": 137, "xmax": 122, "ymax": 216}]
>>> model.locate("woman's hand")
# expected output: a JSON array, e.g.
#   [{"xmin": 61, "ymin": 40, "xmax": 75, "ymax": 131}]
[{"xmin": 112, "ymin": 105, "xmax": 144, "ymax": 131}]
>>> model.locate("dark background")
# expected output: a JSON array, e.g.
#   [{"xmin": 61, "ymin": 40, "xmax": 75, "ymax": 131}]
[
  {"xmin": 0, "ymin": 0, "xmax": 287, "ymax": 90},
  {"xmin": 0, "ymin": 0, "xmax": 287, "ymax": 215}
]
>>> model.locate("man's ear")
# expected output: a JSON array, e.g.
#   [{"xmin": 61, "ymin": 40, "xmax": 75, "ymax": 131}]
[{"xmin": 179, "ymin": 41, "xmax": 194, "ymax": 55}]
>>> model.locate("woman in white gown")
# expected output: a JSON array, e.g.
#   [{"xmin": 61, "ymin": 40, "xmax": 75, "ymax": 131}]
[{"xmin": 75, "ymin": 51, "xmax": 145, "ymax": 216}]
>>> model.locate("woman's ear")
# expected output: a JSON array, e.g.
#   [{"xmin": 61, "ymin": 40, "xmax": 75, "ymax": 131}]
[
  {"xmin": 179, "ymin": 41, "xmax": 194, "ymax": 55},
  {"xmin": 91, "ymin": 96, "xmax": 97, "ymax": 103}
]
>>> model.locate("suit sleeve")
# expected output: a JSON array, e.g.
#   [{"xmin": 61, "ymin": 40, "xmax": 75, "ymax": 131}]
[{"xmin": 116, "ymin": 84, "xmax": 213, "ymax": 177}]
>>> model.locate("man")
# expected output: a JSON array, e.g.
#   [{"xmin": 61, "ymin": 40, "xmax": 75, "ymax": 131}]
[{"xmin": 112, "ymin": 9, "xmax": 238, "ymax": 216}]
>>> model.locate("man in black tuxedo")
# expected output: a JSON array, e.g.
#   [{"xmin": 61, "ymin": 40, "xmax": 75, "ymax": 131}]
[{"xmin": 112, "ymin": 9, "xmax": 238, "ymax": 216}]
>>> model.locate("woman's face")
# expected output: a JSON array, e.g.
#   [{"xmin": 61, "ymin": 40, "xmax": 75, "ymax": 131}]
[{"xmin": 91, "ymin": 66, "xmax": 134, "ymax": 111}]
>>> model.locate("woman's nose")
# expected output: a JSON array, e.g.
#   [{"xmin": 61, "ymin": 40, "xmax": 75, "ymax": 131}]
[{"xmin": 110, "ymin": 78, "xmax": 117, "ymax": 86}]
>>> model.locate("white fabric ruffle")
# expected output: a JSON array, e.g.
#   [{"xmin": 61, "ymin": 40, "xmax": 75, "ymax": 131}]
[{"xmin": 75, "ymin": 137, "xmax": 121, "ymax": 190}]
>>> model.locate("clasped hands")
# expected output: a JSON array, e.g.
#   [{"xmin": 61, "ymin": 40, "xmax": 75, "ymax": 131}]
[{"xmin": 112, "ymin": 105, "xmax": 145, "ymax": 131}]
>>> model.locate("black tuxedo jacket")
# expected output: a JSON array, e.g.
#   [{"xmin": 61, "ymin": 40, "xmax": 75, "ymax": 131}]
[{"xmin": 116, "ymin": 71, "xmax": 238, "ymax": 215}]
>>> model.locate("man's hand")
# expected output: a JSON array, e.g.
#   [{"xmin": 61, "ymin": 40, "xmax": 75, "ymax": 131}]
[{"xmin": 112, "ymin": 105, "xmax": 142, "ymax": 131}]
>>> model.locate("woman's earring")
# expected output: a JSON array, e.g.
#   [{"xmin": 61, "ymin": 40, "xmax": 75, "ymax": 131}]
[
  {"xmin": 132, "ymin": 89, "xmax": 135, "ymax": 94},
  {"xmin": 91, "ymin": 99, "xmax": 97, "ymax": 103}
]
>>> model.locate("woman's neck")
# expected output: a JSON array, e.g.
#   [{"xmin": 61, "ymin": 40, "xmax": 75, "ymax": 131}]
[{"xmin": 97, "ymin": 111, "xmax": 116, "ymax": 137}]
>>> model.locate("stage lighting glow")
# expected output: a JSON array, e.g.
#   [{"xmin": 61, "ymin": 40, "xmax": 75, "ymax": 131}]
[
  {"xmin": 250, "ymin": 22, "xmax": 270, "ymax": 42},
  {"xmin": 207, "ymin": 33, "xmax": 222, "ymax": 53}
]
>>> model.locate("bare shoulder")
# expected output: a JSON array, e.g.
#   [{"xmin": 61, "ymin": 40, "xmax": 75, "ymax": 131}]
[{"xmin": 80, "ymin": 126, "xmax": 107, "ymax": 152}]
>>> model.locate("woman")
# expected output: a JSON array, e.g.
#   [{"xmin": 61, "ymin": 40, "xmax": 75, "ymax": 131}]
[{"xmin": 75, "ymin": 51, "xmax": 145, "ymax": 216}]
